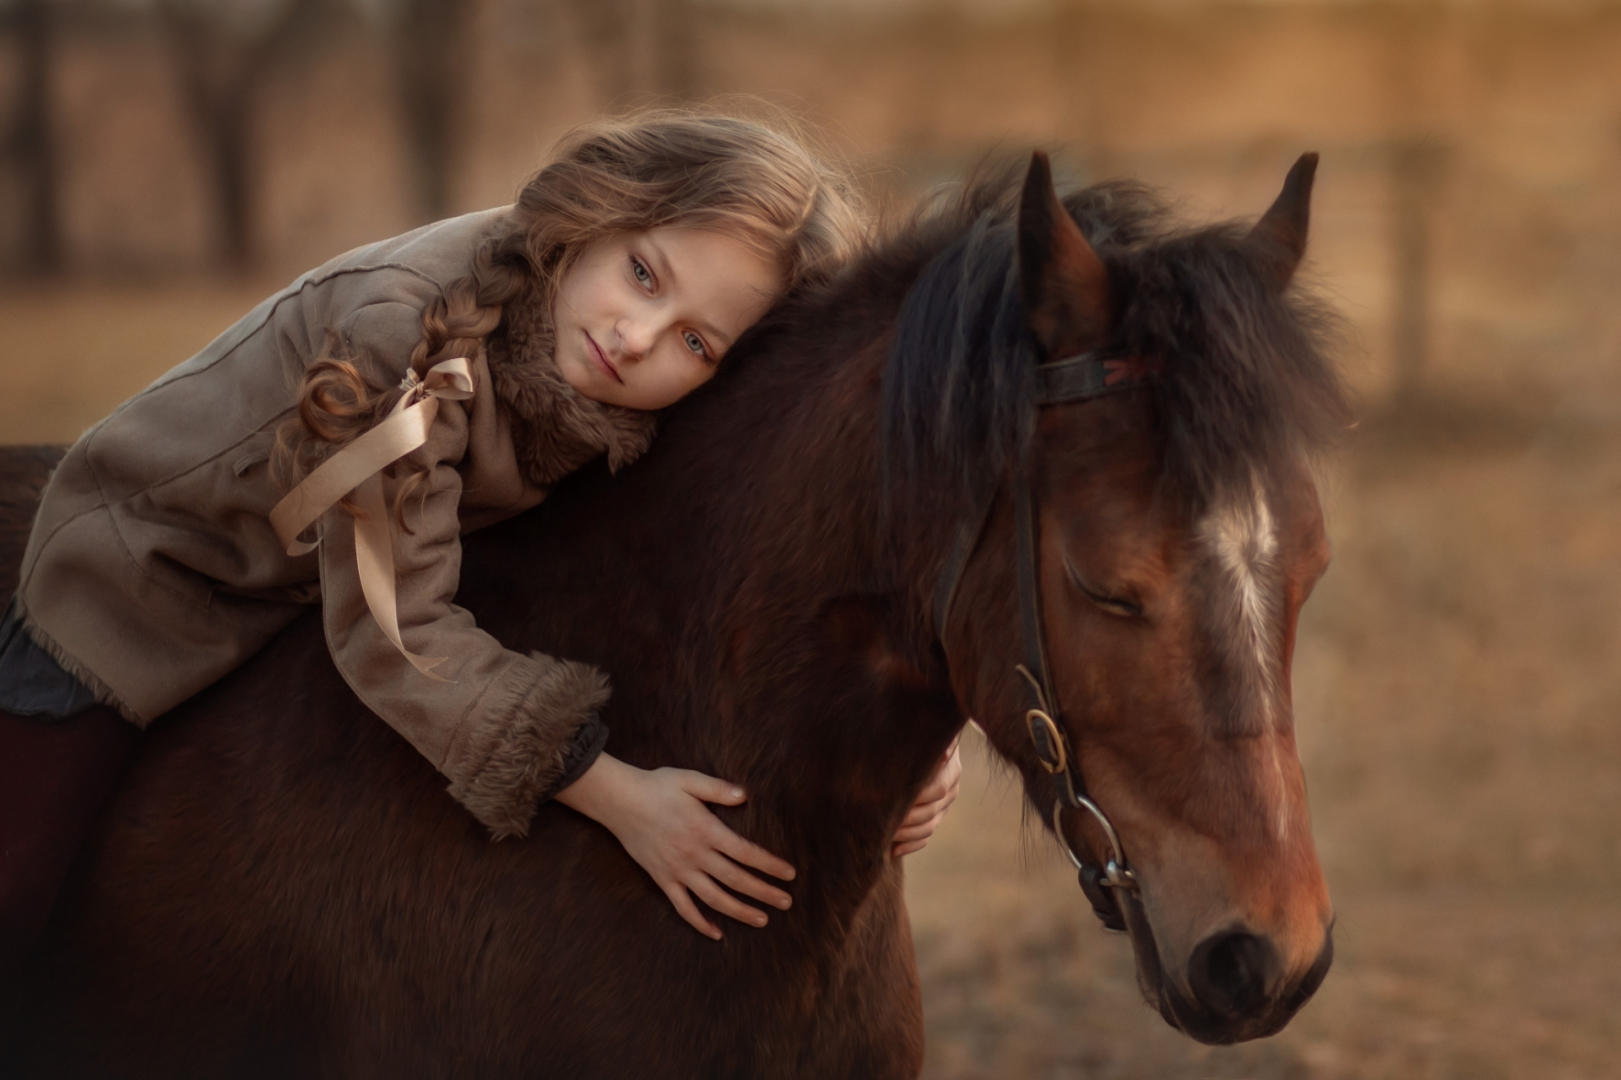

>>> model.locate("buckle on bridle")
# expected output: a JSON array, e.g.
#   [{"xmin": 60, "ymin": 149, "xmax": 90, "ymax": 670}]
[
  {"xmin": 1026, "ymin": 708, "xmax": 1068, "ymax": 775},
  {"xmin": 1016, "ymin": 667, "xmax": 1140, "ymax": 916}
]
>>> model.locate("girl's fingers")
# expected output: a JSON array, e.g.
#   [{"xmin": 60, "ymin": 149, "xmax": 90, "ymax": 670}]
[
  {"xmin": 891, "ymin": 818, "xmax": 942, "ymax": 845},
  {"xmin": 702, "ymin": 852, "xmax": 792, "ymax": 910},
  {"xmin": 893, "ymin": 741, "xmax": 963, "ymax": 846},
  {"xmin": 895, "ymin": 804, "xmax": 951, "ymax": 843},
  {"xmin": 681, "ymin": 771, "xmax": 748, "ymax": 806},
  {"xmin": 689, "ymin": 875, "xmax": 770, "ymax": 929},
  {"xmin": 909, "ymin": 742, "xmax": 963, "ymax": 809},
  {"xmin": 900, "ymin": 794, "xmax": 951, "ymax": 828},
  {"xmin": 664, "ymin": 884, "xmax": 722, "ymax": 941},
  {"xmin": 910, "ymin": 793, "xmax": 951, "ymax": 821},
  {"xmin": 898, "ymin": 804, "xmax": 932, "ymax": 829},
  {"xmin": 714, "ymin": 826, "xmax": 796, "ymax": 882}
]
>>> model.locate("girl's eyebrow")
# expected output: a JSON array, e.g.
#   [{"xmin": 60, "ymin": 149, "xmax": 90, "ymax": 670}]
[
  {"xmin": 700, "ymin": 319, "xmax": 737, "ymax": 354},
  {"xmin": 642, "ymin": 234, "xmax": 679, "ymax": 287},
  {"xmin": 643, "ymin": 234, "xmax": 735, "ymax": 351}
]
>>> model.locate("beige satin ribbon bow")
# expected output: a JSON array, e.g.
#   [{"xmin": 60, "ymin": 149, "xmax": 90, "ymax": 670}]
[{"xmin": 269, "ymin": 356, "xmax": 475, "ymax": 680}]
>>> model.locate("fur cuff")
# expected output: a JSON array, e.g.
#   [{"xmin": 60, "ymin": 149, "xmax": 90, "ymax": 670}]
[{"xmin": 446, "ymin": 654, "xmax": 611, "ymax": 840}]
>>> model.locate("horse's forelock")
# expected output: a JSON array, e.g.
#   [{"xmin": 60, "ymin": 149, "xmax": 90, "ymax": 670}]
[
  {"xmin": 1124, "ymin": 227, "xmax": 1350, "ymax": 518},
  {"xmin": 875, "ymin": 170, "xmax": 1347, "ymax": 529}
]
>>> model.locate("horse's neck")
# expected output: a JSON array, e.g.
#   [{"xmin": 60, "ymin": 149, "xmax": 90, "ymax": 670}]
[{"xmin": 668, "ymin": 339, "xmax": 962, "ymax": 900}]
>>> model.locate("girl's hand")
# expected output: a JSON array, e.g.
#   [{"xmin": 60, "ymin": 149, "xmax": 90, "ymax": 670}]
[
  {"xmin": 892, "ymin": 737, "xmax": 962, "ymax": 858},
  {"xmin": 556, "ymin": 753, "xmax": 796, "ymax": 941}
]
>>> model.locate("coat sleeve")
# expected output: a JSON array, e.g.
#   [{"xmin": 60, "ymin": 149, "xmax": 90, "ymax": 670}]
[{"xmin": 316, "ymin": 390, "xmax": 609, "ymax": 840}]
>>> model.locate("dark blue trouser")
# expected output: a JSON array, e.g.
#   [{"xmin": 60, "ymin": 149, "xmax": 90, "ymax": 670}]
[{"xmin": 0, "ymin": 598, "xmax": 139, "ymax": 996}]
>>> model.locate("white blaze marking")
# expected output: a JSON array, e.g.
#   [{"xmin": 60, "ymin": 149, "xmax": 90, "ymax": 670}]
[
  {"xmin": 1198, "ymin": 476, "xmax": 1290, "ymax": 838},
  {"xmin": 1204, "ymin": 488, "xmax": 1278, "ymax": 695}
]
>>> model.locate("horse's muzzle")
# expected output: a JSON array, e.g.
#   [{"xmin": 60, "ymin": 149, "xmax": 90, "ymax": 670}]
[{"xmin": 1160, "ymin": 926, "xmax": 1335, "ymax": 1045}]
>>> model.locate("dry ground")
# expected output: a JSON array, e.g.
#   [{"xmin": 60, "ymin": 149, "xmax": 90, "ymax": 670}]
[{"xmin": 1, "ymin": 285, "xmax": 1618, "ymax": 1078}]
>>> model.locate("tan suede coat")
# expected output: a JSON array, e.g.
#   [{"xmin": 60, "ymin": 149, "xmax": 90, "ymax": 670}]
[{"xmin": 16, "ymin": 208, "xmax": 657, "ymax": 838}]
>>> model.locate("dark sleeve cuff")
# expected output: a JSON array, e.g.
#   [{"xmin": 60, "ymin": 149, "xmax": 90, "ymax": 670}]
[{"xmin": 541, "ymin": 711, "xmax": 608, "ymax": 802}]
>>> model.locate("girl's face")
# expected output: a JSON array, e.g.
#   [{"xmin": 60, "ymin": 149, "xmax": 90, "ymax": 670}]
[{"xmin": 551, "ymin": 227, "xmax": 784, "ymax": 411}]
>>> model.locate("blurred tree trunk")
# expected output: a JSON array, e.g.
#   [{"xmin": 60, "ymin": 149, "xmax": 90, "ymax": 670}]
[
  {"xmin": 638, "ymin": 0, "xmax": 697, "ymax": 101},
  {"xmin": 389, "ymin": 0, "xmax": 478, "ymax": 223},
  {"xmin": 5, "ymin": 0, "xmax": 62, "ymax": 274},
  {"xmin": 1382, "ymin": 6, "xmax": 1448, "ymax": 402},
  {"xmin": 563, "ymin": 0, "xmax": 698, "ymax": 105},
  {"xmin": 157, "ymin": 0, "xmax": 331, "ymax": 272},
  {"xmin": 1390, "ymin": 138, "xmax": 1447, "ymax": 400}
]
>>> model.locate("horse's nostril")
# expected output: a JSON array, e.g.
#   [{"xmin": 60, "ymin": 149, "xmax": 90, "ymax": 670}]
[{"xmin": 1188, "ymin": 930, "xmax": 1279, "ymax": 1019}]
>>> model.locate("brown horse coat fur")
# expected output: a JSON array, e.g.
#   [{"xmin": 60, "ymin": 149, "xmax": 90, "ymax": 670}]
[{"xmin": 2, "ymin": 159, "xmax": 1345, "ymax": 1076}]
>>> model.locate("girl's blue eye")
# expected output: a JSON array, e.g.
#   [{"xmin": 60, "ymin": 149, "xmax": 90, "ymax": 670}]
[
  {"xmin": 683, "ymin": 331, "xmax": 708, "ymax": 357},
  {"xmin": 631, "ymin": 257, "xmax": 652, "ymax": 288}
]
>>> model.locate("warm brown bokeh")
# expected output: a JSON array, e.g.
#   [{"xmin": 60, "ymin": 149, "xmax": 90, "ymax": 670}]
[{"xmin": 2, "ymin": 1, "xmax": 1618, "ymax": 1076}]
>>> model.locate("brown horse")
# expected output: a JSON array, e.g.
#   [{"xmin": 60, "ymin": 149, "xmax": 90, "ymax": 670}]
[{"xmin": 2, "ymin": 153, "xmax": 1343, "ymax": 1077}]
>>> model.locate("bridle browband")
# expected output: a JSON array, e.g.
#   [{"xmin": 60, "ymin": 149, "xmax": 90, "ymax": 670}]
[{"xmin": 933, "ymin": 349, "xmax": 1161, "ymax": 932}]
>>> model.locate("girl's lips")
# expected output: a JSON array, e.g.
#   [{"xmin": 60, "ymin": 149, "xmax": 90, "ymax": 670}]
[{"xmin": 585, "ymin": 332, "xmax": 623, "ymax": 384}]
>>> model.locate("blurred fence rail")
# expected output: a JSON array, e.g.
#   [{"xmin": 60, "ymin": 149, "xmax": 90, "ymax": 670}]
[{"xmin": 1, "ymin": 0, "xmax": 1619, "ymax": 411}]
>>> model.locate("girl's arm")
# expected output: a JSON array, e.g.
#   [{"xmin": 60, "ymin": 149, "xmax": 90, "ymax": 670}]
[
  {"xmin": 317, "ymin": 379, "xmax": 609, "ymax": 840},
  {"xmin": 556, "ymin": 753, "xmax": 796, "ymax": 940}
]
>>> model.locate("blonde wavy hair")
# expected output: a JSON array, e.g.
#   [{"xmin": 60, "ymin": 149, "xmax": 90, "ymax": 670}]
[{"xmin": 274, "ymin": 108, "xmax": 869, "ymax": 497}]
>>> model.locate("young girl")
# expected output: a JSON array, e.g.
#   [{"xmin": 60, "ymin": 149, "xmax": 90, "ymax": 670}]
[{"xmin": 0, "ymin": 111, "xmax": 962, "ymax": 962}]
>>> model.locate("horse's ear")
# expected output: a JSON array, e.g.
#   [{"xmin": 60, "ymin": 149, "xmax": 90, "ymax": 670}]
[
  {"xmin": 1246, "ymin": 152, "xmax": 1319, "ymax": 291},
  {"xmin": 1018, "ymin": 151, "xmax": 1111, "ymax": 359}
]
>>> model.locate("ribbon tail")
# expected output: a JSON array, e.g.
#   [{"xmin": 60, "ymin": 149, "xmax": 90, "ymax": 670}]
[
  {"xmin": 269, "ymin": 396, "xmax": 442, "ymax": 555},
  {"xmin": 353, "ymin": 474, "xmax": 450, "ymax": 681},
  {"xmin": 266, "ymin": 362, "xmax": 476, "ymax": 681}
]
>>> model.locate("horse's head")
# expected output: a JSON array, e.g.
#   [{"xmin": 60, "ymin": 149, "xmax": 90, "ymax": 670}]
[{"xmin": 911, "ymin": 153, "xmax": 1342, "ymax": 1044}]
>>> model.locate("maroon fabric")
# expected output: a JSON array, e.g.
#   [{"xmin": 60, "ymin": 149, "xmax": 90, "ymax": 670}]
[{"xmin": 0, "ymin": 705, "xmax": 139, "ymax": 978}]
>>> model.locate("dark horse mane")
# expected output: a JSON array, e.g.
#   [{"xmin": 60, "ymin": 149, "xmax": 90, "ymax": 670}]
[{"xmin": 871, "ymin": 166, "xmax": 1351, "ymax": 514}]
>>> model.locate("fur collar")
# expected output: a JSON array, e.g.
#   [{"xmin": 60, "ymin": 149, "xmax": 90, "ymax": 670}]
[{"xmin": 486, "ymin": 282, "xmax": 658, "ymax": 488}]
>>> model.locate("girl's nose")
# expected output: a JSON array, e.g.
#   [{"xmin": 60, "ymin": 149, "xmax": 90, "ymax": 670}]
[{"xmin": 616, "ymin": 316, "xmax": 659, "ymax": 361}]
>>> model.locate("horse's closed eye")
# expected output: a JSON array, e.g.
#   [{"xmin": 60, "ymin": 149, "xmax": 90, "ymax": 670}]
[
  {"xmin": 1089, "ymin": 592, "xmax": 1143, "ymax": 619},
  {"xmin": 1064, "ymin": 562, "xmax": 1143, "ymax": 619}
]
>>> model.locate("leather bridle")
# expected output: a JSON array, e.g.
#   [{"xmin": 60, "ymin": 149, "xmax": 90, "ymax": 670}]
[{"xmin": 933, "ymin": 350, "xmax": 1159, "ymax": 933}]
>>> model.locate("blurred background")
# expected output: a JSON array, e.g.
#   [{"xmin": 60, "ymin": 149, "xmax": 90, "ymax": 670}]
[{"xmin": 1, "ymin": 0, "xmax": 1619, "ymax": 1075}]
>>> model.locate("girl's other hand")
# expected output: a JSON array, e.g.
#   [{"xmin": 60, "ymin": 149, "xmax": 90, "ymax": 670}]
[
  {"xmin": 891, "ymin": 736, "xmax": 962, "ymax": 858},
  {"xmin": 556, "ymin": 754, "xmax": 795, "ymax": 941}
]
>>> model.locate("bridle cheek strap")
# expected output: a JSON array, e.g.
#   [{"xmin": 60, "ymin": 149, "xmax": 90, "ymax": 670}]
[
  {"xmin": 1014, "ymin": 476, "xmax": 1137, "ymax": 933},
  {"xmin": 934, "ymin": 350, "xmax": 1154, "ymax": 931}
]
